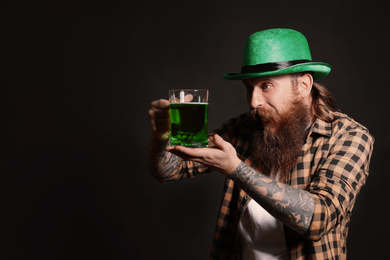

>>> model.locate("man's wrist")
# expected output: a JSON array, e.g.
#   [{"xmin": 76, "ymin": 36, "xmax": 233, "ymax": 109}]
[
  {"xmin": 229, "ymin": 161, "xmax": 247, "ymax": 178},
  {"xmin": 148, "ymin": 133, "xmax": 170, "ymax": 156}
]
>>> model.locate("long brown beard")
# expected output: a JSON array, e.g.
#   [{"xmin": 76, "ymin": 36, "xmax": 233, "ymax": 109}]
[{"xmin": 250, "ymin": 98, "xmax": 311, "ymax": 182}]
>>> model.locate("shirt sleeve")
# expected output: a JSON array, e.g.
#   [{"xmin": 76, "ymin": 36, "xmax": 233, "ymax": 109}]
[{"xmin": 305, "ymin": 120, "xmax": 374, "ymax": 241}]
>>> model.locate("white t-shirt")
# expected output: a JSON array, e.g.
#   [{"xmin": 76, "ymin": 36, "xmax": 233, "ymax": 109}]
[{"xmin": 238, "ymin": 199, "xmax": 289, "ymax": 260}]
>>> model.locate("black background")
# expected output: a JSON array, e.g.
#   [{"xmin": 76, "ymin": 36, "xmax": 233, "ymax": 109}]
[{"xmin": 1, "ymin": 0, "xmax": 389, "ymax": 259}]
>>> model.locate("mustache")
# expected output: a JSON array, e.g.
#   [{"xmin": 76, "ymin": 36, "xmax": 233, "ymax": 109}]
[{"xmin": 250, "ymin": 107, "xmax": 281, "ymax": 125}]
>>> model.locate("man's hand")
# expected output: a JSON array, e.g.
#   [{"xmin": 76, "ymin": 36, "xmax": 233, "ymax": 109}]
[
  {"xmin": 148, "ymin": 99, "xmax": 170, "ymax": 140},
  {"xmin": 167, "ymin": 134, "xmax": 241, "ymax": 176}
]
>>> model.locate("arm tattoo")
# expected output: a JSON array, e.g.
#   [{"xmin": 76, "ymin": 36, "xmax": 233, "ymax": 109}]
[
  {"xmin": 231, "ymin": 162, "xmax": 315, "ymax": 235},
  {"xmin": 147, "ymin": 137, "xmax": 182, "ymax": 180}
]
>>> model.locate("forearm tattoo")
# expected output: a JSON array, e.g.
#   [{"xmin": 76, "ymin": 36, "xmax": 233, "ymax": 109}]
[
  {"xmin": 148, "ymin": 138, "xmax": 182, "ymax": 179},
  {"xmin": 231, "ymin": 162, "xmax": 315, "ymax": 235}
]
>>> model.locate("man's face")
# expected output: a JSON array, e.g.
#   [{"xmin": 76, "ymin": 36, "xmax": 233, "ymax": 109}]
[
  {"xmin": 244, "ymin": 74, "xmax": 311, "ymax": 179},
  {"xmin": 244, "ymin": 74, "xmax": 299, "ymax": 130}
]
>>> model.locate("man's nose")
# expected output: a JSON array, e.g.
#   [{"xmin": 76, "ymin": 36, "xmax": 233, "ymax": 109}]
[{"xmin": 249, "ymin": 88, "xmax": 264, "ymax": 109}]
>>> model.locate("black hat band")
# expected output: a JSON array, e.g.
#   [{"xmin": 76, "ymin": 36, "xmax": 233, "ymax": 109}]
[{"xmin": 241, "ymin": 59, "xmax": 311, "ymax": 74}]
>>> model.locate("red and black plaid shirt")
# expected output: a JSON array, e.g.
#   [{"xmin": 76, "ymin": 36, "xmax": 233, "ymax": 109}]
[{"xmin": 159, "ymin": 111, "xmax": 374, "ymax": 260}]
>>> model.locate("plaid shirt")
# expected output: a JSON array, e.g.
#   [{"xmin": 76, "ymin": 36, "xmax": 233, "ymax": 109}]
[{"xmin": 160, "ymin": 111, "xmax": 374, "ymax": 260}]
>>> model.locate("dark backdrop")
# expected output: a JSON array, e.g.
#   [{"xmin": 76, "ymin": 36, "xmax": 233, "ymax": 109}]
[{"xmin": 1, "ymin": 0, "xmax": 389, "ymax": 259}]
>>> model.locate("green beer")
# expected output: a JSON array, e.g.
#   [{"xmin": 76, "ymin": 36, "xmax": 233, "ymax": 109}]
[{"xmin": 169, "ymin": 102, "xmax": 209, "ymax": 147}]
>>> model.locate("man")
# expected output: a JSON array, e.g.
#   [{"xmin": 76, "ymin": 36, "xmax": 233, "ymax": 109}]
[{"xmin": 147, "ymin": 28, "xmax": 374, "ymax": 259}]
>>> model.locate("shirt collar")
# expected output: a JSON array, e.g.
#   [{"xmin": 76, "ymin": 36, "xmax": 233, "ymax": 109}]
[{"xmin": 309, "ymin": 116, "xmax": 332, "ymax": 138}]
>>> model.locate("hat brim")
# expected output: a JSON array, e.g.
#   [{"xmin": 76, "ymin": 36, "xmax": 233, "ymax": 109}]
[{"xmin": 223, "ymin": 62, "xmax": 331, "ymax": 80}]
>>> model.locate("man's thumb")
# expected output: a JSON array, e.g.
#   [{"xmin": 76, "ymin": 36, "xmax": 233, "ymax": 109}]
[{"xmin": 213, "ymin": 134, "xmax": 225, "ymax": 149}]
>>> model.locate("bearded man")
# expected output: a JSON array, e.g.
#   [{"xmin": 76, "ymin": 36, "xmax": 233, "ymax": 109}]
[{"xmin": 147, "ymin": 28, "xmax": 374, "ymax": 260}]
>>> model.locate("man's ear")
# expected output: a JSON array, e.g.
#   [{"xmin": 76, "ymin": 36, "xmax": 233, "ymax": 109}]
[{"xmin": 299, "ymin": 73, "xmax": 313, "ymax": 98}]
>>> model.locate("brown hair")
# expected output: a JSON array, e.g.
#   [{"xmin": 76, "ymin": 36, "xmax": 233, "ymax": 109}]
[
  {"xmin": 291, "ymin": 73, "xmax": 337, "ymax": 123},
  {"xmin": 311, "ymin": 82, "xmax": 337, "ymax": 122}
]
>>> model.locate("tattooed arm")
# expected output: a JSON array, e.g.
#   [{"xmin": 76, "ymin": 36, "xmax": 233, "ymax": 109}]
[
  {"xmin": 147, "ymin": 134, "xmax": 183, "ymax": 181},
  {"xmin": 231, "ymin": 161, "xmax": 315, "ymax": 235},
  {"xmin": 168, "ymin": 134, "xmax": 315, "ymax": 235}
]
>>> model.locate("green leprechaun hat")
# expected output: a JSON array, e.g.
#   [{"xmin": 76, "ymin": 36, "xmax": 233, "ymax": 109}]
[{"xmin": 223, "ymin": 28, "xmax": 331, "ymax": 80}]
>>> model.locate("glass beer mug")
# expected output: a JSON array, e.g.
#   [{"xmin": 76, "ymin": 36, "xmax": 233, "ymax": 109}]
[{"xmin": 168, "ymin": 89, "xmax": 209, "ymax": 147}]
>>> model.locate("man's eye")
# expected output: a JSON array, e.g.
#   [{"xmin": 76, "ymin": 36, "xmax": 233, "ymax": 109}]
[{"xmin": 262, "ymin": 84, "xmax": 272, "ymax": 90}]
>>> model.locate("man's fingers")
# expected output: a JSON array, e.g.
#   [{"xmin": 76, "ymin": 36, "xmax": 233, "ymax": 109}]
[
  {"xmin": 166, "ymin": 136, "xmax": 228, "ymax": 157},
  {"xmin": 151, "ymin": 99, "xmax": 170, "ymax": 110},
  {"xmin": 212, "ymin": 134, "xmax": 230, "ymax": 150},
  {"xmin": 212, "ymin": 134, "xmax": 223, "ymax": 148},
  {"xmin": 167, "ymin": 146, "xmax": 206, "ymax": 159},
  {"xmin": 148, "ymin": 99, "xmax": 171, "ymax": 137},
  {"xmin": 184, "ymin": 94, "xmax": 193, "ymax": 102},
  {"xmin": 166, "ymin": 146, "xmax": 191, "ymax": 160},
  {"xmin": 149, "ymin": 99, "xmax": 170, "ymax": 118},
  {"xmin": 149, "ymin": 107, "xmax": 170, "ymax": 118},
  {"xmin": 150, "ymin": 108, "xmax": 170, "ymax": 128}
]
